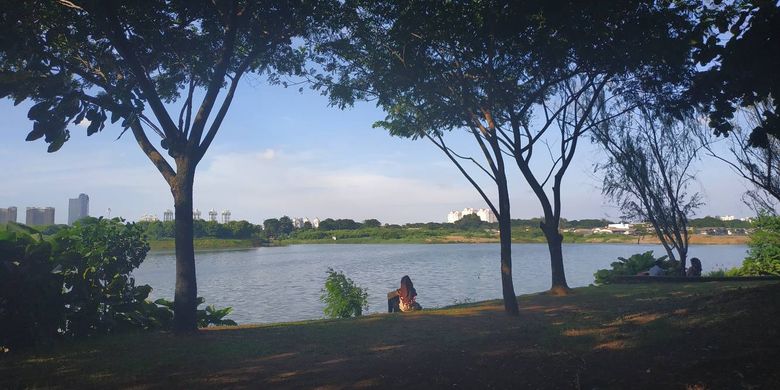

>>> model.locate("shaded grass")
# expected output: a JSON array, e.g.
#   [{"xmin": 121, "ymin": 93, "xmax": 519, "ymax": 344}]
[{"xmin": 2, "ymin": 281, "xmax": 779, "ymax": 389}]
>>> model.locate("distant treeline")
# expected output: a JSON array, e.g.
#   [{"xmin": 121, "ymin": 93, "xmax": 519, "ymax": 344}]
[{"xmin": 5, "ymin": 215, "xmax": 754, "ymax": 243}]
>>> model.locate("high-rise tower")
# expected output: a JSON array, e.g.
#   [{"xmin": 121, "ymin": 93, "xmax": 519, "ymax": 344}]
[{"xmin": 68, "ymin": 193, "xmax": 89, "ymax": 225}]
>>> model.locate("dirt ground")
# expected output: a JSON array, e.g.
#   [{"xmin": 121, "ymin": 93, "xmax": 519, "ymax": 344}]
[{"xmin": 2, "ymin": 281, "xmax": 778, "ymax": 389}]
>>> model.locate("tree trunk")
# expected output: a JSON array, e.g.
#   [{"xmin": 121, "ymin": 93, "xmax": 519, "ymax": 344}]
[
  {"xmin": 541, "ymin": 220, "xmax": 571, "ymax": 295},
  {"xmin": 171, "ymin": 160, "xmax": 198, "ymax": 332},
  {"xmin": 678, "ymin": 248, "xmax": 688, "ymax": 277},
  {"xmin": 498, "ymin": 213, "xmax": 519, "ymax": 315}
]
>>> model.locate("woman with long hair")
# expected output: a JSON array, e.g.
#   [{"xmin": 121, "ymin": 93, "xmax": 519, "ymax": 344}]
[
  {"xmin": 687, "ymin": 257, "xmax": 702, "ymax": 277},
  {"xmin": 397, "ymin": 275, "xmax": 421, "ymax": 312}
]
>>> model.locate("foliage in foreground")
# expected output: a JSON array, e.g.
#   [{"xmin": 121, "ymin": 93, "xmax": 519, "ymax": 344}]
[
  {"xmin": 320, "ymin": 268, "xmax": 369, "ymax": 319},
  {"xmin": 594, "ymin": 251, "xmax": 679, "ymax": 285},
  {"xmin": 0, "ymin": 219, "xmax": 235, "ymax": 351},
  {"xmin": 741, "ymin": 215, "xmax": 780, "ymax": 276}
]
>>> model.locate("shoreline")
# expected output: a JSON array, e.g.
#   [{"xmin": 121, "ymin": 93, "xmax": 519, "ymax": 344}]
[{"xmin": 147, "ymin": 234, "xmax": 749, "ymax": 251}]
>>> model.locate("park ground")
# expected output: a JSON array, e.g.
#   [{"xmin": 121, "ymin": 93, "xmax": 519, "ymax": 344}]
[{"xmin": 2, "ymin": 281, "xmax": 778, "ymax": 389}]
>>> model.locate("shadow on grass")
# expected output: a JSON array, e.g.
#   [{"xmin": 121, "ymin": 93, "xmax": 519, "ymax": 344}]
[{"xmin": 2, "ymin": 281, "xmax": 779, "ymax": 389}]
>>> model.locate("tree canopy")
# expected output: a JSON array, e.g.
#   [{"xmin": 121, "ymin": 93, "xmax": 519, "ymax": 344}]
[
  {"xmin": 0, "ymin": 0, "xmax": 321, "ymax": 332},
  {"xmin": 692, "ymin": 0, "xmax": 779, "ymax": 146}
]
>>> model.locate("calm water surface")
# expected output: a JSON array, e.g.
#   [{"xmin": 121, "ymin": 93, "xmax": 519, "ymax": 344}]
[{"xmin": 133, "ymin": 243, "xmax": 748, "ymax": 324}]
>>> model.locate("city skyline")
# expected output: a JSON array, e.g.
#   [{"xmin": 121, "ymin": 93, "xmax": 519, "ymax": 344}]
[{"xmin": 0, "ymin": 79, "xmax": 757, "ymax": 225}]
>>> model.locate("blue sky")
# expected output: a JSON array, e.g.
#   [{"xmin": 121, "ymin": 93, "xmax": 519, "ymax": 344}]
[{"xmin": 0, "ymin": 78, "xmax": 754, "ymax": 225}]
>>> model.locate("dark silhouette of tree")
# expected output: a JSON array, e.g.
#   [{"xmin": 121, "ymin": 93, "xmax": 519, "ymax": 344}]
[
  {"xmin": 692, "ymin": 0, "xmax": 779, "ymax": 144},
  {"xmin": 263, "ymin": 218, "xmax": 281, "ymax": 238},
  {"xmin": 454, "ymin": 214, "xmax": 484, "ymax": 231},
  {"xmin": 593, "ymin": 108, "xmax": 703, "ymax": 274},
  {"xmin": 0, "ymin": 1, "xmax": 316, "ymax": 331},
  {"xmin": 699, "ymin": 103, "xmax": 780, "ymax": 213},
  {"xmin": 313, "ymin": 0, "xmax": 695, "ymax": 302},
  {"xmin": 362, "ymin": 219, "xmax": 381, "ymax": 228},
  {"xmin": 278, "ymin": 216, "xmax": 294, "ymax": 236}
]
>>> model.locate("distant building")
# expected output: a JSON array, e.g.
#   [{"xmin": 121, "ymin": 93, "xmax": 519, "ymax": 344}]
[
  {"xmin": 292, "ymin": 217, "xmax": 304, "ymax": 229},
  {"xmin": 208, "ymin": 209, "xmax": 218, "ymax": 222},
  {"xmin": 67, "ymin": 193, "xmax": 89, "ymax": 225},
  {"xmin": 221, "ymin": 210, "xmax": 231, "ymax": 224},
  {"xmin": 139, "ymin": 214, "xmax": 159, "ymax": 222},
  {"xmin": 312, "ymin": 218, "xmax": 320, "ymax": 229},
  {"xmin": 0, "ymin": 206, "xmax": 17, "ymax": 224},
  {"xmin": 594, "ymin": 223, "xmax": 633, "ymax": 235},
  {"xmin": 719, "ymin": 215, "xmax": 736, "ymax": 221},
  {"xmin": 163, "ymin": 209, "xmax": 174, "ymax": 222},
  {"xmin": 447, "ymin": 207, "xmax": 497, "ymax": 223},
  {"xmin": 26, "ymin": 207, "xmax": 55, "ymax": 226},
  {"xmin": 193, "ymin": 209, "xmax": 202, "ymax": 220}
]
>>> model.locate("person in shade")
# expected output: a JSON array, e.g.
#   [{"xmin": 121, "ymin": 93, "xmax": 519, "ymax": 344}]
[
  {"xmin": 687, "ymin": 257, "xmax": 702, "ymax": 277},
  {"xmin": 397, "ymin": 275, "xmax": 422, "ymax": 312},
  {"xmin": 638, "ymin": 260, "xmax": 665, "ymax": 276}
]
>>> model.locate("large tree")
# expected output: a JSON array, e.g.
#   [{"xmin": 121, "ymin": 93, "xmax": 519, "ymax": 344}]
[
  {"xmin": 593, "ymin": 108, "xmax": 703, "ymax": 274},
  {"xmin": 0, "ymin": 0, "xmax": 315, "ymax": 331},
  {"xmin": 700, "ymin": 103, "xmax": 780, "ymax": 213},
  {"xmin": 314, "ymin": 0, "xmax": 695, "ymax": 300},
  {"xmin": 692, "ymin": 1, "xmax": 779, "ymax": 213},
  {"xmin": 693, "ymin": 0, "xmax": 779, "ymax": 144}
]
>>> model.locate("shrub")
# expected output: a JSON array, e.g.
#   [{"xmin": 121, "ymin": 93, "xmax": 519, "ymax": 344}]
[
  {"xmin": 741, "ymin": 215, "xmax": 780, "ymax": 276},
  {"xmin": 52, "ymin": 217, "xmax": 153, "ymax": 337},
  {"xmin": 1, "ymin": 218, "xmax": 236, "ymax": 351},
  {"xmin": 320, "ymin": 268, "xmax": 368, "ymax": 318},
  {"xmin": 593, "ymin": 251, "xmax": 678, "ymax": 285},
  {"xmin": 153, "ymin": 297, "xmax": 237, "ymax": 327},
  {"xmin": 0, "ymin": 231, "xmax": 64, "ymax": 350},
  {"xmin": 704, "ymin": 267, "xmax": 742, "ymax": 277}
]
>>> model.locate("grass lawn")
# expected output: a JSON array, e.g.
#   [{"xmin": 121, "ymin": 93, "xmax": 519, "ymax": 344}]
[
  {"xmin": 148, "ymin": 238, "xmax": 256, "ymax": 251},
  {"xmin": 2, "ymin": 281, "xmax": 779, "ymax": 389}
]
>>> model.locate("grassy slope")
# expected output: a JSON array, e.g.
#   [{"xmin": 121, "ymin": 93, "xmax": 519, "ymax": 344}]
[
  {"xmin": 148, "ymin": 238, "xmax": 255, "ymax": 251},
  {"xmin": 2, "ymin": 281, "xmax": 778, "ymax": 389}
]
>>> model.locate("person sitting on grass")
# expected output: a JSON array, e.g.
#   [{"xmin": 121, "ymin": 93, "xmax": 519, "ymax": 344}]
[
  {"xmin": 397, "ymin": 275, "xmax": 422, "ymax": 312},
  {"xmin": 687, "ymin": 257, "xmax": 702, "ymax": 277},
  {"xmin": 638, "ymin": 260, "xmax": 665, "ymax": 276}
]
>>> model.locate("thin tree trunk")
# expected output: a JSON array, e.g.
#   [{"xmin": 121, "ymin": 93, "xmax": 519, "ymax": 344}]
[
  {"xmin": 172, "ymin": 159, "xmax": 197, "ymax": 332},
  {"xmin": 497, "ymin": 181, "xmax": 519, "ymax": 315},
  {"xmin": 541, "ymin": 219, "xmax": 570, "ymax": 295}
]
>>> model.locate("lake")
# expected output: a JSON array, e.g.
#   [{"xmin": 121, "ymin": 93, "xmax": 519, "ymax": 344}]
[{"xmin": 133, "ymin": 243, "xmax": 748, "ymax": 324}]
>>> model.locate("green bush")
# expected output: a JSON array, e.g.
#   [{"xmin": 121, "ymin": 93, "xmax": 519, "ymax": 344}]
[
  {"xmin": 320, "ymin": 268, "xmax": 368, "ymax": 318},
  {"xmin": 704, "ymin": 267, "xmax": 742, "ymax": 277},
  {"xmin": 1, "ymin": 218, "xmax": 237, "ymax": 351},
  {"xmin": 153, "ymin": 297, "xmax": 237, "ymax": 327},
  {"xmin": 593, "ymin": 251, "xmax": 678, "ymax": 285},
  {"xmin": 741, "ymin": 215, "xmax": 780, "ymax": 276},
  {"xmin": 0, "ymin": 231, "xmax": 64, "ymax": 350},
  {"xmin": 52, "ymin": 217, "xmax": 154, "ymax": 337}
]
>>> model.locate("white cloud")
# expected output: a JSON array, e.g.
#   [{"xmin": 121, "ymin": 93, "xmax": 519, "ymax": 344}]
[
  {"xmin": 259, "ymin": 148, "xmax": 276, "ymax": 160},
  {"xmin": 193, "ymin": 150, "xmax": 482, "ymax": 223}
]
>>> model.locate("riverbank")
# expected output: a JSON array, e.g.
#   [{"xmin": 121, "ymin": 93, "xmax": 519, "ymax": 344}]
[
  {"xmin": 148, "ymin": 238, "xmax": 256, "ymax": 251},
  {"xmin": 282, "ymin": 233, "xmax": 749, "ymax": 245},
  {"xmin": 3, "ymin": 281, "xmax": 777, "ymax": 388}
]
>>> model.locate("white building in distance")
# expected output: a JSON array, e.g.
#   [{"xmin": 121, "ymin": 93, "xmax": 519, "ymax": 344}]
[
  {"xmin": 139, "ymin": 213, "xmax": 159, "ymax": 222},
  {"xmin": 312, "ymin": 218, "xmax": 320, "ymax": 229},
  {"xmin": 447, "ymin": 207, "xmax": 497, "ymax": 223},
  {"xmin": 292, "ymin": 217, "xmax": 304, "ymax": 229},
  {"xmin": 719, "ymin": 215, "xmax": 736, "ymax": 221}
]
